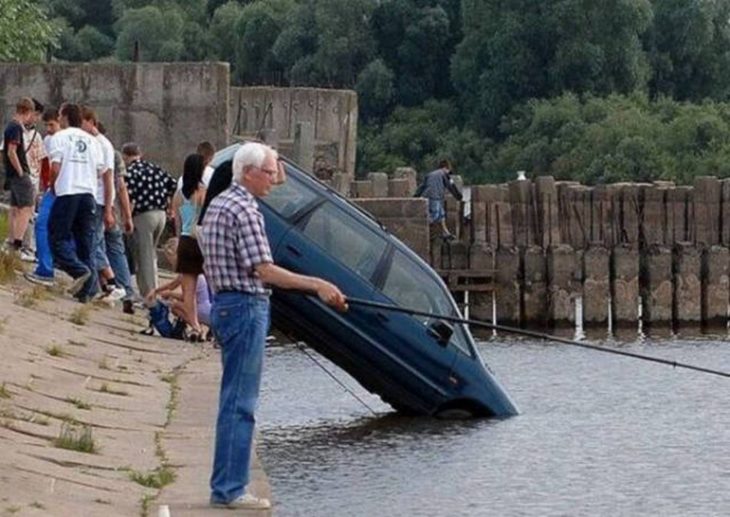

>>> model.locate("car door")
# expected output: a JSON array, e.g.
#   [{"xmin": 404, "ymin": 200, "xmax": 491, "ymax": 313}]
[{"xmin": 371, "ymin": 248, "xmax": 460, "ymax": 402}]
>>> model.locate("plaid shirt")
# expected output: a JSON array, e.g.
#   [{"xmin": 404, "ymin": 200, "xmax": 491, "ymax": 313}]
[{"xmin": 200, "ymin": 184, "xmax": 273, "ymax": 295}]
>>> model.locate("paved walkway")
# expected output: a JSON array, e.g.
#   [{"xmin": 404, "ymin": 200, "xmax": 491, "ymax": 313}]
[
  {"xmin": 0, "ymin": 262, "xmax": 271, "ymax": 516},
  {"xmin": 158, "ymin": 349, "xmax": 271, "ymax": 516}
]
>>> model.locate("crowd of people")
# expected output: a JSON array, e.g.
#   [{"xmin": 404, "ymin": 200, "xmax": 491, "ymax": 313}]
[
  {"xmin": 3, "ymin": 97, "xmax": 351, "ymax": 510},
  {"xmin": 2, "ymin": 96, "xmax": 216, "ymax": 338}
]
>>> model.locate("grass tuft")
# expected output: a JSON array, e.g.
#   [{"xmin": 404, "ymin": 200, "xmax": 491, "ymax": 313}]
[
  {"xmin": 68, "ymin": 305, "xmax": 91, "ymax": 325},
  {"xmin": 66, "ymin": 397, "xmax": 92, "ymax": 410},
  {"xmin": 98, "ymin": 383, "xmax": 128, "ymax": 396},
  {"xmin": 0, "ymin": 382, "xmax": 11, "ymax": 399},
  {"xmin": 46, "ymin": 344, "xmax": 67, "ymax": 358},
  {"xmin": 54, "ymin": 422, "xmax": 97, "ymax": 453},
  {"xmin": 0, "ymin": 249, "xmax": 21, "ymax": 285},
  {"xmin": 129, "ymin": 465, "xmax": 176, "ymax": 489}
]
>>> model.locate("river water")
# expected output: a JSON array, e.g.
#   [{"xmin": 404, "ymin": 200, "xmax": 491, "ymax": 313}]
[{"xmin": 258, "ymin": 332, "xmax": 730, "ymax": 516}]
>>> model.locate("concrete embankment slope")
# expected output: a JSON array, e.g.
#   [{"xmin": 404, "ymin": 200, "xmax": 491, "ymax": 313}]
[{"xmin": 0, "ymin": 272, "xmax": 271, "ymax": 516}]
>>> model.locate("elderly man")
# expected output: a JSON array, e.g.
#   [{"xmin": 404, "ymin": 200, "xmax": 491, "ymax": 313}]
[{"xmin": 200, "ymin": 142, "xmax": 346, "ymax": 510}]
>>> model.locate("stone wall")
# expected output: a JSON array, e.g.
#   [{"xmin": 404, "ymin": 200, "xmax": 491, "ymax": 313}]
[
  {"xmin": 229, "ymin": 86, "xmax": 357, "ymax": 175},
  {"xmin": 350, "ymin": 171, "xmax": 730, "ymax": 330},
  {"xmin": 353, "ymin": 198, "xmax": 429, "ymax": 261},
  {"xmin": 0, "ymin": 63, "xmax": 230, "ymax": 174}
]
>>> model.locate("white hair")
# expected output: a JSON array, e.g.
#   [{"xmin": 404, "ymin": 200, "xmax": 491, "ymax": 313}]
[{"xmin": 232, "ymin": 142, "xmax": 277, "ymax": 183}]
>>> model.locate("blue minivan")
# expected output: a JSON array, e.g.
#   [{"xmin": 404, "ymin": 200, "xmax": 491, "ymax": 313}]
[{"xmin": 205, "ymin": 143, "xmax": 518, "ymax": 418}]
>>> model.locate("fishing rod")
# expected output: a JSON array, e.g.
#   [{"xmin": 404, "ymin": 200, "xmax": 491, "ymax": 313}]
[
  {"xmin": 294, "ymin": 341, "xmax": 379, "ymax": 416},
  {"xmin": 345, "ymin": 297, "xmax": 730, "ymax": 380}
]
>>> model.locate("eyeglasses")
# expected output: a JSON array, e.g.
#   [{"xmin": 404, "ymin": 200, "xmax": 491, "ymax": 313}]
[{"xmin": 258, "ymin": 166, "xmax": 278, "ymax": 178}]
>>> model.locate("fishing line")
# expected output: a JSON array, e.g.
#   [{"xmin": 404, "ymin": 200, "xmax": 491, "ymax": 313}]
[
  {"xmin": 345, "ymin": 297, "xmax": 730, "ymax": 380},
  {"xmin": 294, "ymin": 341, "xmax": 379, "ymax": 416}
]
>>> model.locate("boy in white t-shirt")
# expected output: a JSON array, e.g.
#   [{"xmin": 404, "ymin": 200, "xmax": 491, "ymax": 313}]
[
  {"xmin": 80, "ymin": 107, "xmax": 126, "ymax": 302},
  {"xmin": 47, "ymin": 103, "xmax": 105, "ymax": 303}
]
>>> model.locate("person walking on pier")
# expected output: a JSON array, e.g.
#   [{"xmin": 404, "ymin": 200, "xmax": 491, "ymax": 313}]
[
  {"xmin": 121, "ymin": 143, "xmax": 177, "ymax": 298},
  {"xmin": 415, "ymin": 159, "xmax": 463, "ymax": 240},
  {"xmin": 200, "ymin": 141, "xmax": 347, "ymax": 510}
]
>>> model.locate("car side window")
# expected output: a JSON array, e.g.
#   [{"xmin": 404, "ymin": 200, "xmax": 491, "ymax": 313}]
[
  {"xmin": 300, "ymin": 202, "xmax": 387, "ymax": 282},
  {"xmin": 382, "ymin": 250, "xmax": 473, "ymax": 355}
]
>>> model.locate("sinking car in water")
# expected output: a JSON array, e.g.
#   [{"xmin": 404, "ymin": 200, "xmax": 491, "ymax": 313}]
[{"xmin": 204, "ymin": 143, "xmax": 518, "ymax": 418}]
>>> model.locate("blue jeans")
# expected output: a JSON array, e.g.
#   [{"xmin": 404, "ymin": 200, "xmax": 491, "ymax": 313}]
[
  {"xmin": 428, "ymin": 198, "xmax": 446, "ymax": 223},
  {"xmin": 49, "ymin": 193, "xmax": 98, "ymax": 300},
  {"xmin": 209, "ymin": 292, "xmax": 270, "ymax": 504},
  {"xmin": 93, "ymin": 204, "xmax": 111, "ymax": 271},
  {"xmin": 105, "ymin": 227, "xmax": 135, "ymax": 299},
  {"xmin": 33, "ymin": 191, "xmax": 55, "ymax": 278}
]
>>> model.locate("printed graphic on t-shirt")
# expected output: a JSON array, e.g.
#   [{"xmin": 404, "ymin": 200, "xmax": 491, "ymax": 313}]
[{"xmin": 69, "ymin": 136, "xmax": 91, "ymax": 164}]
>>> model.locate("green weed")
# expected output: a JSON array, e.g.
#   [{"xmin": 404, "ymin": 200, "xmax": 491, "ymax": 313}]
[
  {"xmin": 66, "ymin": 397, "xmax": 91, "ymax": 410},
  {"xmin": 0, "ymin": 383, "xmax": 11, "ymax": 399},
  {"xmin": 129, "ymin": 466, "xmax": 176, "ymax": 489},
  {"xmin": 68, "ymin": 306, "xmax": 91, "ymax": 325},
  {"xmin": 54, "ymin": 422, "xmax": 97, "ymax": 453}
]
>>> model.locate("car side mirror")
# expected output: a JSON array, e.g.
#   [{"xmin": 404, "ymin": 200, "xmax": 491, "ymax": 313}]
[{"xmin": 428, "ymin": 320, "xmax": 453, "ymax": 347}]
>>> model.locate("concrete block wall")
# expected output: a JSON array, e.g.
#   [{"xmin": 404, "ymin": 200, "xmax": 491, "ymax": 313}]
[
  {"xmin": 229, "ymin": 86, "xmax": 357, "ymax": 175},
  {"xmin": 358, "ymin": 172, "xmax": 730, "ymax": 329},
  {"xmin": 352, "ymin": 198, "xmax": 429, "ymax": 261},
  {"xmin": 0, "ymin": 63, "xmax": 230, "ymax": 175}
]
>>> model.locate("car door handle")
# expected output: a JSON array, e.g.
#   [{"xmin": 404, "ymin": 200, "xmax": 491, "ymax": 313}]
[
  {"xmin": 375, "ymin": 311, "xmax": 389, "ymax": 322},
  {"xmin": 285, "ymin": 244, "xmax": 302, "ymax": 257}
]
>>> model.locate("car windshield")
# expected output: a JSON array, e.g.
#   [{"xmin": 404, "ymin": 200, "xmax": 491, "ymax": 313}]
[
  {"xmin": 261, "ymin": 169, "xmax": 319, "ymax": 219},
  {"xmin": 381, "ymin": 250, "xmax": 473, "ymax": 355}
]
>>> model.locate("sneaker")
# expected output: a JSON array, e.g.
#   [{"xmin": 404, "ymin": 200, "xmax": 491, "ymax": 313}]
[
  {"xmin": 104, "ymin": 286, "xmax": 126, "ymax": 302},
  {"xmin": 210, "ymin": 493, "xmax": 271, "ymax": 510},
  {"xmin": 24, "ymin": 271, "xmax": 54, "ymax": 287},
  {"xmin": 18, "ymin": 247, "xmax": 36, "ymax": 263},
  {"xmin": 122, "ymin": 299, "xmax": 135, "ymax": 315},
  {"xmin": 67, "ymin": 271, "xmax": 92, "ymax": 296}
]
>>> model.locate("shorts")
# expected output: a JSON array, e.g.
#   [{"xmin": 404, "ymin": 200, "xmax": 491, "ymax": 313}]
[
  {"xmin": 175, "ymin": 235, "xmax": 204, "ymax": 275},
  {"xmin": 9, "ymin": 174, "xmax": 35, "ymax": 208},
  {"xmin": 428, "ymin": 199, "xmax": 445, "ymax": 223}
]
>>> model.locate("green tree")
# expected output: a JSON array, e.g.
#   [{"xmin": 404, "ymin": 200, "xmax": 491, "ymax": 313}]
[
  {"xmin": 232, "ymin": 0, "xmax": 294, "ymax": 84},
  {"xmin": 272, "ymin": 1, "xmax": 318, "ymax": 83},
  {"xmin": 371, "ymin": 0, "xmax": 457, "ymax": 106},
  {"xmin": 115, "ymin": 5, "xmax": 184, "ymax": 61},
  {"xmin": 0, "ymin": 0, "xmax": 59, "ymax": 61},
  {"xmin": 452, "ymin": 0, "xmax": 653, "ymax": 134},
  {"xmin": 645, "ymin": 0, "xmax": 730, "ymax": 101},
  {"xmin": 356, "ymin": 59, "xmax": 395, "ymax": 121},
  {"xmin": 312, "ymin": 0, "xmax": 376, "ymax": 86},
  {"xmin": 209, "ymin": 1, "xmax": 244, "ymax": 61}
]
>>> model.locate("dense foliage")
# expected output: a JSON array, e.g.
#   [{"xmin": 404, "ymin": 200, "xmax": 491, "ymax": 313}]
[
  {"xmin": 0, "ymin": 0, "xmax": 59, "ymax": 61},
  {"xmin": 31, "ymin": 0, "xmax": 730, "ymax": 183}
]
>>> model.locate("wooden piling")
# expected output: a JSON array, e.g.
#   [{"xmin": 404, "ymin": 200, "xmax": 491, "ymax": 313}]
[
  {"xmin": 701, "ymin": 245, "xmax": 729, "ymax": 327},
  {"xmin": 547, "ymin": 245, "xmax": 575, "ymax": 327},
  {"xmin": 494, "ymin": 247, "xmax": 521, "ymax": 325},
  {"xmin": 583, "ymin": 246, "xmax": 610, "ymax": 326},
  {"xmin": 673, "ymin": 243, "xmax": 702, "ymax": 325},
  {"xmin": 611, "ymin": 245, "xmax": 640, "ymax": 327},
  {"xmin": 522, "ymin": 246, "xmax": 548, "ymax": 327},
  {"xmin": 641, "ymin": 245, "xmax": 673, "ymax": 327}
]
